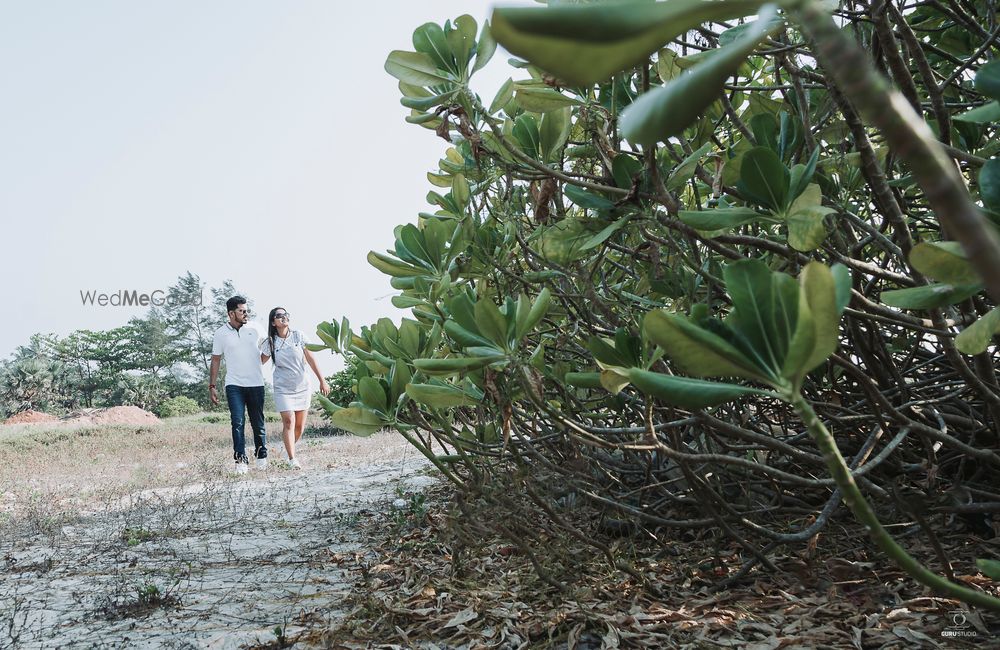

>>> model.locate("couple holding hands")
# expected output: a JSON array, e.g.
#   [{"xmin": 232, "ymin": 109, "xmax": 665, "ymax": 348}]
[{"xmin": 208, "ymin": 296, "xmax": 329, "ymax": 473}]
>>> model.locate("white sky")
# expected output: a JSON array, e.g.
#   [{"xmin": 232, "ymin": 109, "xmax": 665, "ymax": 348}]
[{"xmin": 0, "ymin": 1, "xmax": 527, "ymax": 378}]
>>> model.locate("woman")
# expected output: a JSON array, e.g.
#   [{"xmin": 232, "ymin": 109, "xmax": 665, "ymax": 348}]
[{"xmin": 260, "ymin": 307, "xmax": 328, "ymax": 469}]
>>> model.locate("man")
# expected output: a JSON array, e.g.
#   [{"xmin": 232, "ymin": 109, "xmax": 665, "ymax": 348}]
[{"xmin": 209, "ymin": 296, "xmax": 268, "ymax": 474}]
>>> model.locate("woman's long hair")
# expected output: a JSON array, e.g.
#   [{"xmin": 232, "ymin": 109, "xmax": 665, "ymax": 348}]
[{"xmin": 266, "ymin": 306, "xmax": 286, "ymax": 363}]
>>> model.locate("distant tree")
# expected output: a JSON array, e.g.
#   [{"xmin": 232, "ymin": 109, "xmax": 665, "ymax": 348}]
[
  {"xmin": 0, "ymin": 356, "xmax": 79, "ymax": 414},
  {"xmin": 124, "ymin": 311, "xmax": 190, "ymax": 377},
  {"xmin": 163, "ymin": 272, "xmax": 252, "ymax": 381}
]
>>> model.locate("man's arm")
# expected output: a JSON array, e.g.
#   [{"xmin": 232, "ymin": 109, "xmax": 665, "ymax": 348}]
[{"xmin": 209, "ymin": 354, "xmax": 222, "ymax": 405}]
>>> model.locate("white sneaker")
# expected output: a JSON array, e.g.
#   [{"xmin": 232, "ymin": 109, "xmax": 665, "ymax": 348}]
[
  {"xmin": 234, "ymin": 462, "xmax": 249, "ymax": 475},
  {"xmin": 288, "ymin": 458, "xmax": 302, "ymax": 470},
  {"xmin": 256, "ymin": 458, "xmax": 269, "ymax": 471}
]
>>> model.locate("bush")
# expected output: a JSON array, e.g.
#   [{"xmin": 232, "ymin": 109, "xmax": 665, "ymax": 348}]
[
  {"xmin": 318, "ymin": 355, "xmax": 360, "ymax": 422},
  {"xmin": 306, "ymin": 7, "xmax": 1000, "ymax": 612},
  {"xmin": 155, "ymin": 396, "xmax": 200, "ymax": 419}
]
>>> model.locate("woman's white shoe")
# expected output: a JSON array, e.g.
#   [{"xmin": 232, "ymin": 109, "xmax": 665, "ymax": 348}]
[{"xmin": 288, "ymin": 458, "xmax": 302, "ymax": 470}]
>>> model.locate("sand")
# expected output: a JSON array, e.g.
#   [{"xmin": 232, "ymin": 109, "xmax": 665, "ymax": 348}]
[
  {"xmin": 2, "ymin": 410, "xmax": 58, "ymax": 425},
  {"xmin": 3, "ymin": 405, "xmax": 160, "ymax": 427},
  {"xmin": 0, "ymin": 431, "xmax": 433, "ymax": 649}
]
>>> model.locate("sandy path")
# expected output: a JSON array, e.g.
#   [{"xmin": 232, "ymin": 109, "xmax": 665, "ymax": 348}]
[{"xmin": 0, "ymin": 432, "xmax": 433, "ymax": 649}]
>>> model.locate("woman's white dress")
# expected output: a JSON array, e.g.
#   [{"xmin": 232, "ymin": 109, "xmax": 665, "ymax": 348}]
[{"xmin": 260, "ymin": 330, "xmax": 311, "ymax": 412}]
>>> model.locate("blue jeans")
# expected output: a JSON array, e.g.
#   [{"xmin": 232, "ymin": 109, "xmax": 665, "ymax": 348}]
[{"xmin": 225, "ymin": 385, "xmax": 267, "ymax": 462}]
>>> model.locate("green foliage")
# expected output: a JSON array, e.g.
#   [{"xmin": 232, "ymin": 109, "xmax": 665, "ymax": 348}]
[
  {"xmin": 314, "ymin": 2, "xmax": 1000, "ymax": 612},
  {"xmin": 620, "ymin": 7, "xmax": 781, "ymax": 144},
  {"xmin": 490, "ymin": 0, "xmax": 766, "ymax": 86},
  {"xmin": 0, "ymin": 356, "xmax": 79, "ymax": 415},
  {"xmin": 156, "ymin": 396, "xmax": 201, "ymax": 419},
  {"xmin": 324, "ymin": 357, "xmax": 361, "ymax": 410},
  {"xmin": 1, "ymin": 272, "xmax": 250, "ymax": 415}
]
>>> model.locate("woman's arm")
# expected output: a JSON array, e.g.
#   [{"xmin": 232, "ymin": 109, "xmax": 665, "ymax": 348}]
[
  {"xmin": 303, "ymin": 348, "xmax": 329, "ymax": 395},
  {"xmin": 260, "ymin": 353, "xmax": 270, "ymax": 364}
]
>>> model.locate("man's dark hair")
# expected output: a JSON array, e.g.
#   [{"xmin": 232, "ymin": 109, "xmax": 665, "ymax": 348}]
[{"xmin": 226, "ymin": 296, "xmax": 247, "ymax": 313}]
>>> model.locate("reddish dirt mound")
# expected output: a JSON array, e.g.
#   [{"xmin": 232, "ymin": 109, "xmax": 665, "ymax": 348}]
[
  {"xmin": 2, "ymin": 410, "xmax": 59, "ymax": 425},
  {"xmin": 71, "ymin": 406, "xmax": 160, "ymax": 426}
]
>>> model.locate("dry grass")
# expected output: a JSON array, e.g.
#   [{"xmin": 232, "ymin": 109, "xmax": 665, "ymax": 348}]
[
  {"xmin": 0, "ymin": 419, "xmax": 428, "ymax": 648},
  {"xmin": 0, "ymin": 412, "xmax": 397, "ymax": 527}
]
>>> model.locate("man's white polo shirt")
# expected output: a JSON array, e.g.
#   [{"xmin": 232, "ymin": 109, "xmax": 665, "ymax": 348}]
[{"xmin": 212, "ymin": 322, "xmax": 265, "ymax": 387}]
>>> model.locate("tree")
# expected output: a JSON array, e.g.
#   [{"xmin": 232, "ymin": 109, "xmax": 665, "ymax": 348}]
[
  {"xmin": 311, "ymin": 3, "xmax": 1000, "ymax": 611},
  {"xmin": 163, "ymin": 272, "xmax": 251, "ymax": 380},
  {"xmin": 0, "ymin": 356, "xmax": 80, "ymax": 415}
]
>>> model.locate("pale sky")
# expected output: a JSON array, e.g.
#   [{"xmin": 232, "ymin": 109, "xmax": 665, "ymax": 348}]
[{"xmin": 0, "ymin": 1, "xmax": 527, "ymax": 379}]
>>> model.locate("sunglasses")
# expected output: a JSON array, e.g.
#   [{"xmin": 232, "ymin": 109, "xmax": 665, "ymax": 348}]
[
  {"xmin": 233, "ymin": 309, "xmax": 250, "ymax": 315},
  {"xmin": 274, "ymin": 313, "xmax": 290, "ymax": 320}
]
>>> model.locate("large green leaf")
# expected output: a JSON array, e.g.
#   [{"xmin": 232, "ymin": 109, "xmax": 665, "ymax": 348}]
[
  {"xmin": 512, "ymin": 114, "xmax": 541, "ymax": 158},
  {"xmin": 666, "ymin": 141, "xmax": 713, "ymax": 191},
  {"xmin": 723, "ymin": 259, "xmax": 785, "ymax": 374},
  {"xmin": 518, "ymin": 288, "xmax": 552, "ymax": 339},
  {"xmin": 738, "ymin": 146, "xmax": 790, "ymax": 212},
  {"xmin": 390, "ymin": 359, "xmax": 411, "ymax": 404},
  {"xmin": 953, "ymin": 101, "xmax": 1000, "ymax": 124},
  {"xmin": 619, "ymin": 6, "xmax": 780, "ymax": 145},
  {"xmin": 955, "ymin": 307, "xmax": 1000, "ymax": 355},
  {"xmin": 980, "ymin": 159, "xmax": 1000, "ymax": 213},
  {"xmin": 513, "ymin": 87, "xmax": 580, "ymax": 113},
  {"xmin": 786, "ymin": 209, "xmax": 828, "ymax": 251},
  {"xmin": 880, "ymin": 283, "xmax": 981, "ymax": 310},
  {"xmin": 785, "ymin": 185, "xmax": 834, "ymax": 251},
  {"xmin": 678, "ymin": 207, "xmax": 764, "ymax": 231},
  {"xmin": 580, "ymin": 217, "xmax": 629, "ymax": 251},
  {"xmin": 780, "ymin": 280, "xmax": 816, "ymax": 389},
  {"xmin": 534, "ymin": 218, "xmax": 592, "ymax": 263},
  {"xmin": 974, "ymin": 59, "xmax": 1000, "ymax": 102},
  {"xmin": 444, "ymin": 320, "xmax": 494, "ymax": 349},
  {"xmin": 413, "ymin": 355, "xmax": 505, "ymax": 375},
  {"xmin": 643, "ymin": 309, "xmax": 771, "ymax": 382},
  {"xmin": 564, "ymin": 372, "xmax": 603, "ymax": 389},
  {"xmin": 405, "ymin": 382, "xmax": 477, "ymax": 408},
  {"xmin": 400, "ymin": 89, "xmax": 458, "ymax": 111},
  {"xmin": 564, "ymin": 185, "xmax": 616, "ymax": 210},
  {"xmin": 413, "ymin": 22, "xmax": 455, "ymax": 74},
  {"xmin": 447, "ymin": 15, "xmax": 478, "ymax": 71},
  {"xmin": 384, "ymin": 50, "xmax": 454, "ymax": 87},
  {"xmin": 909, "ymin": 241, "xmax": 979, "ymax": 285},
  {"xmin": 832, "ymin": 263, "xmax": 852, "ymax": 314},
  {"xmin": 788, "ymin": 147, "xmax": 820, "ymax": 201},
  {"xmin": 489, "ymin": 78, "xmax": 514, "ymax": 114},
  {"xmin": 368, "ymin": 251, "xmax": 425, "ymax": 278},
  {"xmin": 472, "ymin": 20, "xmax": 496, "ymax": 74},
  {"xmin": 612, "ymin": 154, "xmax": 643, "ymax": 190},
  {"xmin": 399, "ymin": 224, "xmax": 433, "ymax": 268},
  {"xmin": 329, "ymin": 407, "xmax": 385, "ymax": 437},
  {"xmin": 474, "ymin": 298, "xmax": 509, "ymax": 348},
  {"xmin": 490, "ymin": 0, "xmax": 767, "ymax": 87},
  {"xmin": 799, "ymin": 262, "xmax": 843, "ymax": 376},
  {"xmin": 539, "ymin": 106, "xmax": 572, "ymax": 163},
  {"xmin": 978, "ymin": 558, "xmax": 1000, "ymax": 580},
  {"xmin": 588, "ymin": 336, "xmax": 630, "ymax": 367},
  {"xmin": 452, "ymin": 173, "xmax": 471, "ymax": 210},
  {"xmin": 358, "ymin": 376, "xmax": 388, "ymax": 413},
  {"xmin": 628, "ymin": 369, "xmax": 769, "ymax": 409}
]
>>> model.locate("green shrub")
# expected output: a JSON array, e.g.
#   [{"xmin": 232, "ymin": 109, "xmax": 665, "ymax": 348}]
[{"xmin": 155, "ymin": 396, "xmax": 200, "ymax": 419}]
